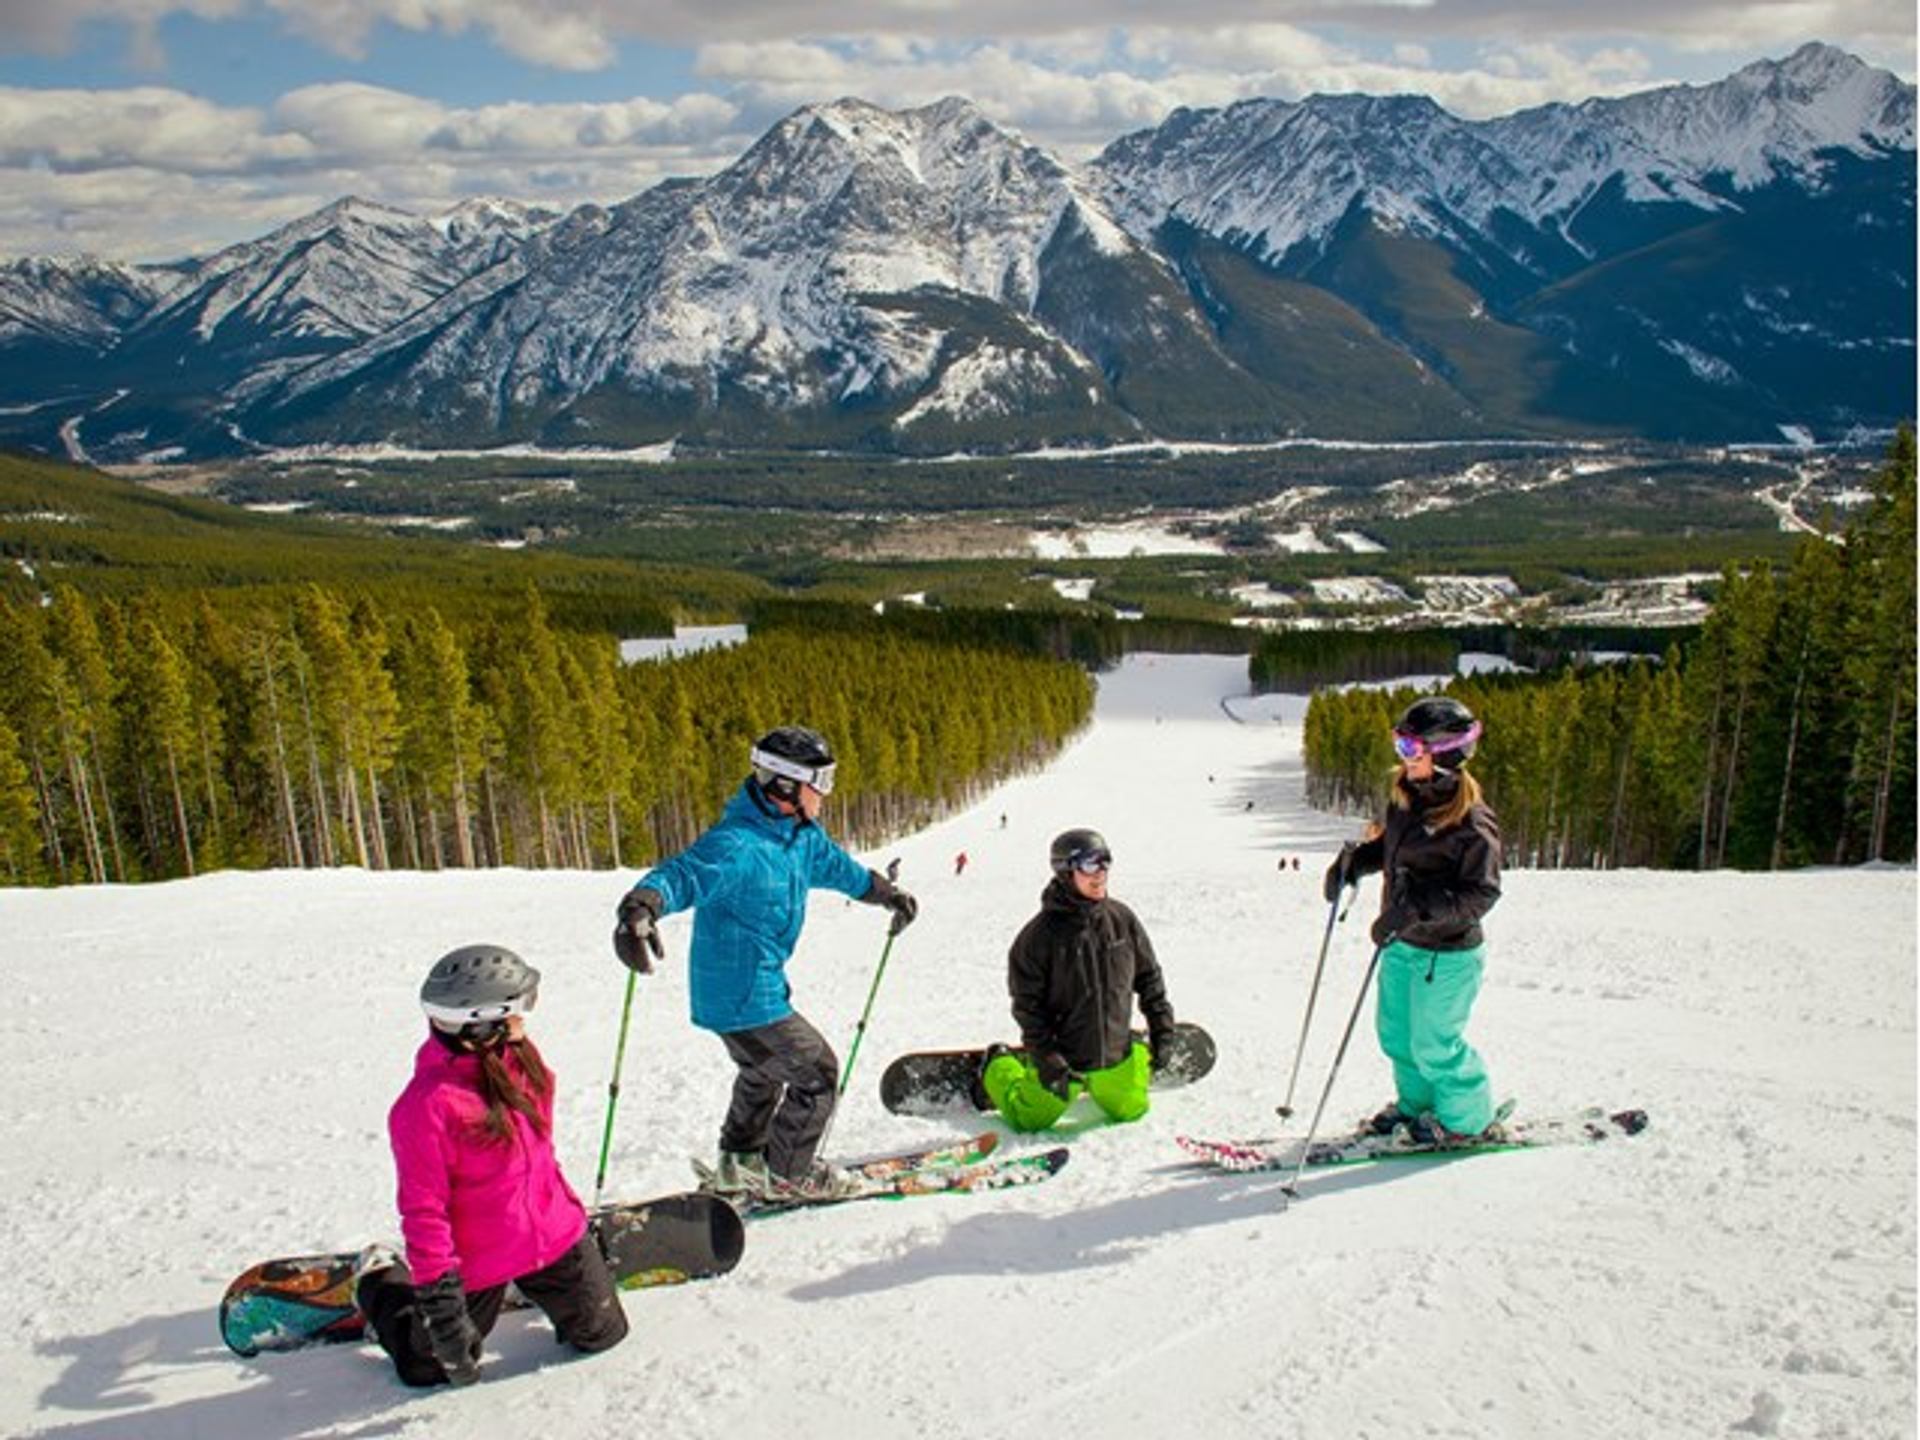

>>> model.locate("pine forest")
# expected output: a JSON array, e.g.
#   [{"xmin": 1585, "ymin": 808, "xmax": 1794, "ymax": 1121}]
[{"xmin": 1301, "ymin": 431, "xmax": 1917, "ymax": 868}]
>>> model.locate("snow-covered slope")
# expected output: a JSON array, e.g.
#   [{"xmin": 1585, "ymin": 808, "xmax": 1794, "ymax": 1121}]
[
  {"xmin": 3, "ymin": 652, "xmax": 1912, "ymax": 1438},
  {"xmin": 1093, "ymin": 42, "xmax": 1913, "ymax": 273},
  {"xmin": 260, "ymin": 97, "xmax": 1158, "ymax": 437},
  {"xmin": 0, "ymin": 255, "xmax": 181, "ymax": 349},
  {"xmin": 120, "ymin": 196, "xmax": 557, "ymax": 390}
]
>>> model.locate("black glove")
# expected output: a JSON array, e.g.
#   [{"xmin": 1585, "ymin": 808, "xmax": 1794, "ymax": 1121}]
[
  {"xmin": 1148, "ymin": 1023, "xmax": 1178, "ymax": 1075},
  {"xmin": 861, "ymin": 870, "xmax": 919, "ymax": 937},
  {"xmin": 1322, "ymin": 841, "xmax": 1358, "ymax": 904},
  {"xmin": 1034, "ymin": 1050, "xmax": 1075, "ymax": 1099},
  {"xmin": 613, "ymin": 888, "xmax": 665, "ymax": 973},
  {"xmin": 415, "ymin": 1271, "xmax": 482, "ymax": 1387}
]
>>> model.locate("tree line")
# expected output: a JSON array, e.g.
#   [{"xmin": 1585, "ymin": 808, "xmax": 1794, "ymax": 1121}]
[
  {"xmin": 1301, "ymin": 431, "xmax": 1916, "ymax": 869},
  {"xmin": 0, "ymin": 585, "xmax": 1093, "ymax": 885}
]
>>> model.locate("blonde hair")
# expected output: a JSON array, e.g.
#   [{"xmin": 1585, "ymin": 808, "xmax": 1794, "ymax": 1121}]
[{"xmin": 1390, "ymin": 767, "xmax": 1482, "ymax": 831}]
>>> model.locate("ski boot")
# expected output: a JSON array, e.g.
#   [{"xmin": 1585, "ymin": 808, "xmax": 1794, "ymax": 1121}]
[
  {"xmin": 1363, "ymin": 1102, "xmax": 1417, "ymax": 1136},
  {"xmin": 696, "ymin": 1149, "xmax": 774, "ymax": 1201}
]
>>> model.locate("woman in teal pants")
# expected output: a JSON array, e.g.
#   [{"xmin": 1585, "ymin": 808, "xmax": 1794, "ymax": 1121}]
[{"xmin": 1326, "ymin": 696, "xmax": 1503, "ymax": 1142}]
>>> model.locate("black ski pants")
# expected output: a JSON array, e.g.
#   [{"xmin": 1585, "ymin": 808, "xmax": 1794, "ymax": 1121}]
[
  {"xmin": 718, "ymin": 1012, "xmax": 839, "ymax": 1179},
  {"xmin": 360, "ymin": 1231, "xmax": 628, "ymax": 1387}
]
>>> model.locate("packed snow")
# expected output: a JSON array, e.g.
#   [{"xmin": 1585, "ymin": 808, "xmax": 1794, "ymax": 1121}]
[{"xmin": 2, "ymin": 652, "xmax": 1912, "ymax": 1439}]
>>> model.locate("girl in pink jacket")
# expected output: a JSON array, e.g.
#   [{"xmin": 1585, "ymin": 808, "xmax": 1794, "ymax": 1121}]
[{"xmin": 355, "ymin": 945, "xmax": 628, "ymax": 1387}]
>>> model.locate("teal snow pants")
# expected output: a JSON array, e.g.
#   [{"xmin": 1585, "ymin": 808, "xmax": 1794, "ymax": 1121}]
[
  {"xmin": 1374, "ymin": 940, "xmax": 1494, "ymax": 1135},
  {"xmin": 982, "ymin": 1042, "xmax": 1151, "ymax": 1133}
]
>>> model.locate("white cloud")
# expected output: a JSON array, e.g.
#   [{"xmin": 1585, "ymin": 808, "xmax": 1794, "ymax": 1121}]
[{"xmin": 0, "ymin": 3, "xmax": 1909, "ymax": 258}]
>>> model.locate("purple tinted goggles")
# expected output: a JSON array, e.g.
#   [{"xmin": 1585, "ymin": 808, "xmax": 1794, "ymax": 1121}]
[{"xmin": 1392, "ymin": 720, "xmax": 1482, "ymax": 760}]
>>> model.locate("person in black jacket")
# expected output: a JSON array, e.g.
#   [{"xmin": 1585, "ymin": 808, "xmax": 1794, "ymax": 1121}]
[
  {"xmin": 982, "ymin": 828, "xmax": 1177, "ymax": 1131},
  {"xmin": 1325, "ymin": 696, "xmax": 1503, "ymax": 1143}
]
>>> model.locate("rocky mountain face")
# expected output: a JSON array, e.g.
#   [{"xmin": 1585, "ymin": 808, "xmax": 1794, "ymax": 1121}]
[{"xmin": 0, "ymin": 44, "xmax": 1910, "ymax": 460}]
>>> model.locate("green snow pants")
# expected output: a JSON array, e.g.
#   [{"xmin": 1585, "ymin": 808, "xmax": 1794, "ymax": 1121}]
[
  {"xmin": 1374, "ymin": 940, "xmax": 1494, "ymax": 1135},
  {"xmin": 982, "ymin": 1041, "xmax": 1152, "ymax": 1133}
]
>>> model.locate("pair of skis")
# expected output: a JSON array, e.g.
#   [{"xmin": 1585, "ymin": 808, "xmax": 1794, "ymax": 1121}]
[
  {"xmin": 1177, "ymin": 1104, "xmax": 1650, "ymax": 1176},
  {"xmin": 696, "ymin": 1131, "xmax": 1070, "ymax": 1217}
]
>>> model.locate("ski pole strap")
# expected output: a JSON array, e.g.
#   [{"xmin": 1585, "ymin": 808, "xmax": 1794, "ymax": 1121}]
[
  {"xmin": 592, "ymin": 968, "xmax": 639, "ymax": 1210},
  {"xmin": 836, "ymin": 929, "xmax": 896, "ymax": 1098}
]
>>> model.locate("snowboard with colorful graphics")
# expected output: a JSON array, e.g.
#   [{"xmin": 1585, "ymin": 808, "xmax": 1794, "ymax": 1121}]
[
  {"xmin": 219, "ymin": 1190, "xmax": 745, "ymax": 1358},
  {"xmin": 1177, "ymin": 1105, "xmax": 1648, "ymax": 1174},
  {"xmin": 878, "ymin": 1021, "xmax": 1217, "ymax": 1117}
]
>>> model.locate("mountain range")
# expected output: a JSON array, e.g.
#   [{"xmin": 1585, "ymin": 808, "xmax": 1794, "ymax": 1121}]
[{"xmin": 0, "ymin": 42, "xmax": 1910, "ymax": 460}]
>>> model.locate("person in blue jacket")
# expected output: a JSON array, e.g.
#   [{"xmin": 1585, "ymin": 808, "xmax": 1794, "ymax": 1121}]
[{"xmin": 611, "ymin": 726, "xmax": 917, "ymax": 1200}]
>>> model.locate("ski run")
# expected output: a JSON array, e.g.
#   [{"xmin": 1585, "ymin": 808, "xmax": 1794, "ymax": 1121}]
[{"xmin": 4, "ymin": 652, "xmax": 1913, "ymax": 1438}]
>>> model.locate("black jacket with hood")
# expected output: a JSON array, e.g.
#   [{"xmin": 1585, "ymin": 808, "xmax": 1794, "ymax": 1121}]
[
  {"xmin": 1347, "ymin": 772, "xmax": 1502, "ymax": 951},
  {"xmin": 1006, "ymin": 878, "xmax": 1174, "ymax": 1073}
]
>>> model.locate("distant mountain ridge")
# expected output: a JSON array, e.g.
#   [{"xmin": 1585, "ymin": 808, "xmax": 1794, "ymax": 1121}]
[{"xmin": 0, "ymin": 42, "xmax": 1910, "ymax": 459}]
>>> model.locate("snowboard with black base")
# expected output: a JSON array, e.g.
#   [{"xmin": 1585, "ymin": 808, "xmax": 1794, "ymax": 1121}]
[
  {"xmin": 880, "ymin": 1021, "xmax": 1217, "ymax": 1117},
  {"xmin": 220, "ymin": 1191, "xmax": 745, "ymax": 1358}
]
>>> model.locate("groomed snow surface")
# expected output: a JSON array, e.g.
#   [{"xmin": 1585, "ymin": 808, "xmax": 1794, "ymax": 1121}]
[{"xmin": 4, "ymin": 653, "xmax": 1913, "ymax": 1439}]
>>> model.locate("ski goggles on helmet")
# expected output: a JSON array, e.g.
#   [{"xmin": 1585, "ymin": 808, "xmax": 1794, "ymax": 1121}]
[
  {"xmin": 750, "ymin": 745, "xmax": 837, "ymax": 796},
  {"xmin": 420, "ymin": 986, "xmax": 538, "ymax": 1030},
  {"xmin": 1067, "ymin": 847, "xmax": 1113, "ymax": 874},
  {"xmin": 1392, "ymin": 720, "xmax": 1482, "ymax": 761}
]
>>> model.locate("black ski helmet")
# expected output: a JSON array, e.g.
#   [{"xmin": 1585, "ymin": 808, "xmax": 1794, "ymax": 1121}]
[
  {"xmin": 750, "ymin": 725, "xmax": 837, "ymax": 800},
  {"xmin": 1394, "ymin": 695, "xmax": 1482, "ymax": 769},
  {"xmin": 420, "ymin": 944, "xmax": 540, "ymax": 1037},
  {"xmin": 1049, "ymin": 827, "xmax": 1112, "ymax": 876}
]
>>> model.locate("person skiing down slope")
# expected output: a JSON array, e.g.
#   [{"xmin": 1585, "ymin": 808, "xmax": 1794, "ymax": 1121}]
[
  {"xmin": 1325, "ymin": 696, "xmax": 1504, "ymax": 1143},
  {"xmin": 611, "ymin": 725, "xmax": 918, "ymax": 1200},
  {"xmin": 982, "ymin": 828, "xmax": 1178, "ymax": 1132},
  {"xmin": 355, "ymin": 945, "xmax": 628, "ymax": 1388}
]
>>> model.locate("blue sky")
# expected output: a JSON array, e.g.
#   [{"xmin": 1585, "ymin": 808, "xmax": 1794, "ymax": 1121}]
[{"xmin": 0, "ymin": 2, "xmax": 1912, "ymax": 260}]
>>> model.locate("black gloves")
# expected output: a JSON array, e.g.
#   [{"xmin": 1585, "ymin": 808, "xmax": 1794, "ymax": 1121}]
[
  {"xmin": 861, "ymin": 869, "xmax": 919, "ymax": 937},
  {"xmin": 613, "ymin": 888, "xmax": 665, "ymax": 973},
  {"xmin": 1034, "ymin": 1050, "xmax": 1075, "ymax": 1098},
  {"xmin": 416, "ymin": 1271, "xmax": 482, "ymax": 1387},
  {"xmin": 1148, "ymin": 1023, "xmax": 1178, "ymax": 1075},
  {"xmin": 1322, "ymin": 840, "xmax": 1358, "ymax": 904}
]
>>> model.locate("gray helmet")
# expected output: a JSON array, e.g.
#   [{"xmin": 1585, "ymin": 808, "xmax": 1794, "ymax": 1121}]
[
  {"xmin": 750, "ymin": 724, "xmax": 837, "ymax": 799},
  {"xmin": 420, "ymin": 944, "xmax": 541, "ymax": 1032},
  {"xmin": 1049, "ymin": 828, "xmax": 1112, "ymax": 876}
]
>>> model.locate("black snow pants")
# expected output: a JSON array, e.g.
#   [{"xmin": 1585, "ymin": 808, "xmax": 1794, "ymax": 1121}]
[
  {"xmin": 359, "ymin": 1232, "xmax": 628, "ymax": 1387},
  {"xmin": 717, "ymin": 1012, "xmax": 839, "ymax": 1179}
]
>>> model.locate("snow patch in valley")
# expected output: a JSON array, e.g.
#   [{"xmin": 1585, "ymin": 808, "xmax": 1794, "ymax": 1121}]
[{"xmin": 619, "ymin": 624, "xmax": 749, "ymax": 663}]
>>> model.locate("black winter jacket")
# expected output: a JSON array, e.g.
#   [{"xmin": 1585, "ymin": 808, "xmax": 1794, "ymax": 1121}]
[
  {"xmin": 1006, "ymin": 879, "xmax": 1174, "ymax": 1073},
  {"xmin": 1348, "ymin": 775, "xmax": 1503, "ymax": 951}
]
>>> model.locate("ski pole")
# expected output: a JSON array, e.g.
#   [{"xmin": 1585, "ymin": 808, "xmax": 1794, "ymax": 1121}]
[
  {"xmin": 591, "ymin": 968, "xmax": 639, "ymax": 1211},
  {"xmin": 1277, "ymin": 850, "xmax": 1356, "ymax": 1118},
  {"xmin": 1281, "ymin": 933, "xmax": 1390, "ymax": 1199},
  {"xmin": 837, "ymin": 928, "xmax": 897, "ymax": 1098},
  {"xmin": 816, "ymin": 924, "xmax": 898, "ymax": 1163}
]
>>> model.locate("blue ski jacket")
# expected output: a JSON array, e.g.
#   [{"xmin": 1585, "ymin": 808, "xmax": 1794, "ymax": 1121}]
[{"xmin": 632, "ymin": 781, "xmax": 871, "ymax": 1033}]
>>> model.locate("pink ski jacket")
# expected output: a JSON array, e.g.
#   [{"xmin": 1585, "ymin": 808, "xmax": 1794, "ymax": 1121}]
[{"xmin": 387, "ymin": 1035, "xmax": 588, "ymax": 1290}]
